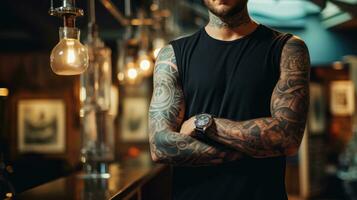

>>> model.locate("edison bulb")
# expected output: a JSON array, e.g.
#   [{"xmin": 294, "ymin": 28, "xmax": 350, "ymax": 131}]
[
  {"xmin": 140, "ymin": 59, "xmax": 151, "ymax": 71},
  {"xmin": 50, "ymin": 27, "xmax": 88, "ymax": 75},
  {"xmin": 127, "ymin": 68, "xmax": 138, "ymax": 80},
  {"xmin": 139, "ymin": 56, "xmax": 153, "ymax": 77}
]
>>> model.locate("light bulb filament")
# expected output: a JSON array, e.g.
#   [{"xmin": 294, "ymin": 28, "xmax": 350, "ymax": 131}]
[{"xmin": 67, "ymin": 48, "xmax": 76, "ymax": 64}]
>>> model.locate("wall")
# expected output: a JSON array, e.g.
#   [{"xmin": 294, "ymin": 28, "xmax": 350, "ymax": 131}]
[{"xmin": 0, "ymin": 53, "xmax": 81, "ymax": 167}]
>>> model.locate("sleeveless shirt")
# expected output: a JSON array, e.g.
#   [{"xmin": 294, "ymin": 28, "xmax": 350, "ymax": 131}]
[{"xmin": 169, "ymin": 24, "xmax": 293, "ymax": 200}]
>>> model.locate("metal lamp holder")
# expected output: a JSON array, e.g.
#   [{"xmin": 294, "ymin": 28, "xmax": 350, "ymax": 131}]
[{"xmin": 49, "ymin": 0, "xmax": 84, "ymax": 28}]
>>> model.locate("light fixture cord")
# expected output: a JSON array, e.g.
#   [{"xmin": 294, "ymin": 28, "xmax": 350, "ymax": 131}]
[
  {"xmin": 50, "ymin": 0, "xmax": 54, "ymax": 10},
  {"xmin": 124, "ymin": 0, "xmax": 131, "ymax": 17},
  {"xmin": 89, "ymin": 0, "xmax": 96, "ymax": 24}
]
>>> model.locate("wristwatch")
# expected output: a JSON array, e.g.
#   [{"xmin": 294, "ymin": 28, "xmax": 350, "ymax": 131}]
[{"xmin": 194, "ymin": 113, "xmax": 213, "ymax": 134}]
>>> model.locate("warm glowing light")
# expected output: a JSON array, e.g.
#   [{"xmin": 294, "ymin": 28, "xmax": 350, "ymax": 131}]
[
  {"xmin": 80, "ymin": 87, "xmax": 86, "ymax": 102},
  {"xmin": 127, "ymin": 68, "xmax": 138, "ymax": 80},
  {"xmin": 152, "ymin": 37, "xmax": 166, "ymax": 59},
  {"xmin": 103, "ymin": 62, "xmax": 110, "ymax": 73},
  {"xmin": 117, "ymin": 72, "xmax": 125, "ymax": 81},
  {"xmin": 79, "ymin": 109, "xmax": 85, "ymax": 117},
  {"xmin": 333, "ymin": 61, "xmax": 344, "ymax": 70},
  {"xmin": 140, "ymin": 59, "xmax": 151, "ymax": 71},
  {"xmin": 50, "ymin": 27, "xmax": 88, "ymax": 75},
  {"xmin": 153, "ymin": 48, "xmax": 161, "ymax": 58},
  {"xmin": 67, "ymin": 48, "xmax": 76, "ymax": 64},
  {"xmin": 51, "ymin": 38, "xmax": 88, "ymax": 75},
  {"xmin": 0, "ymin": 88, "xmax": 9, "ymax": 96},
  {"xmin": 150, "ymin": 3, "xmax": 159, "ymax": 11},
  {"xmin": 109, "ymin": 85, "xmax": 119, "ymax": 117}
]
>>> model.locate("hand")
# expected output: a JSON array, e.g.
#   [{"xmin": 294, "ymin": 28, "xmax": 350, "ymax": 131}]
[{"xmin": 180, "ymin": 116, "xmax": 196, "ymax": 136}]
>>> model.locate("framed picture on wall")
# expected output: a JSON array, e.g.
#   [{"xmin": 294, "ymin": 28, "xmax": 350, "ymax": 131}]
[
  {"xmin": 121, "ymin": 97, "xmax": 148, "ymax": 142},
  {"xmin": 17, "ymin": 99, "xmax": 66, "ymax": 153},
  {"xmin": 308, "ymin": 83, "xmax": 326, "ymax": 134},
  {"xmin": 330, "ymin": 80, "xmax": 355, "ymax": 116}
]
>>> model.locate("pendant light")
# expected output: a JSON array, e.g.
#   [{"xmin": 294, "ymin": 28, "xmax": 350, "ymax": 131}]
[{"xmin": 49, "ymin": 0, "xmax": 89, "ymax": 75}]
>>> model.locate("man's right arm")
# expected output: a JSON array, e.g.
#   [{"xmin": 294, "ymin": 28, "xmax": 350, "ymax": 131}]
[{"xmin": 149, "ymin": 45, "xmax": 242, "ymax": 166}]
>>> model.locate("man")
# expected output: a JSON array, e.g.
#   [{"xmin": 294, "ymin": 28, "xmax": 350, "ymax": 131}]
[{"xmin": 148, "ymin": 0, "xmax": 310, "ymax": 199}]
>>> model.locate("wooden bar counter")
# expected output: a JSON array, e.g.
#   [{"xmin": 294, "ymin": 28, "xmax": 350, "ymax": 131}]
[{"xmin": 16, "ymin": 155, "xmax": 171, "ymax": 200}]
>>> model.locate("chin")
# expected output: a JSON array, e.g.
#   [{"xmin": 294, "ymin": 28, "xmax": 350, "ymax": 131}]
[
  {"xmin": 204, "ymin": 0, "xmax": 248, "ymax": 17},
  {"xmin": 213, "ymin": 5, "xmax": 232, "ymax": 16}
]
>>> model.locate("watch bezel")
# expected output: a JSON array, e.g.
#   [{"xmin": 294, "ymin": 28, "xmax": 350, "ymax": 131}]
[{"xmin": 194, "ymin": 113, "xmax": 213, "ymax": 132}]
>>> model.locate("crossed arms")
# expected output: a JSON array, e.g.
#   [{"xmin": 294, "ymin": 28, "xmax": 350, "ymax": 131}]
[{"xmin": 148, "ymin": 36, "xmax": 310, "ymax": 166}]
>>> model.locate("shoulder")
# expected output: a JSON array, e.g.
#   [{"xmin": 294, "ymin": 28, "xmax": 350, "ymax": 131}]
[
  {"xmin": 170, "ymin": 29, "xmax": 202, "ymax": 45},
  {"xmin": 156, "ymin": 44, "xmax": 176, "ymax": 65},
  {"xmin": 157, "ymin": 29, "xmax": 201, "ymax": 70},
  {"xmin": 156, "ymin": 45, "xmax": 176, "ymax": 63},
  {"xmin": 283, "ymin": 36, "xmax": 309, "ymax": 54},
  {"xmin": 281, "ymin": 36, "xmax": 310, "ymax": 72},
  {"xmin": 155, "ymin": 45, "xmax": 178, "ymax": 74},
  {"xmin": 169, "ymin": 29, "xmax": 202, "ymax": 55}
]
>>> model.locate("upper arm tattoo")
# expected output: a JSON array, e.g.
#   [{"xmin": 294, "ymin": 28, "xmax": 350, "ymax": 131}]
[
  {"xmin": 148, "ymin": 45, "xmax": 241, "ymax": 165},
  {"xmin": 149, "ymin": 46, "xmax": 185, "ymax": 132},
  {"xmin": 206, "ymin": 36, "xmax": 310, "ymax": 157},
  {"xmin": 271, "ymin": 36, "xmax": 310, "ymax": 152}
]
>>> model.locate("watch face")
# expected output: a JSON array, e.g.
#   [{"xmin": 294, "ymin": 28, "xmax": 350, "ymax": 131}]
[{"xmin": 195, "ymin": 114, "xmax": 212, "ymax": 129}]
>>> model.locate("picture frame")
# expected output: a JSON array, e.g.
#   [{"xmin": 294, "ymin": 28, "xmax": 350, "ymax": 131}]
[
  {"xmin": 121, "ymin": 97, "xmax": 149, "ymax": 142},
  {"xmin": 330, "ymin": 80, "xmax": 355, "ymax": 116},
  {"xmin": 17, "ymin": 99, "xmax": 66, "ymax": 153},
  {"xmin": 308, "ymin": 83, "xmax": 326, "ymax": 134}
]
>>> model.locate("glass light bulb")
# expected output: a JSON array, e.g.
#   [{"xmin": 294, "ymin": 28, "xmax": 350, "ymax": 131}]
[
  {"xmin": 50, "ymin": 27, "xmax": 88, "ymax": 75},
  {"xmin": 127, "ymin": 68, "xmax": 138, "ymax": 80},
  {"xmin": 138, "ymin": 54, "xmax": 154, "ymax": 77},
  {"xmin": 140, "ymin": 59, "xmax": 151, "ymax": 71}
]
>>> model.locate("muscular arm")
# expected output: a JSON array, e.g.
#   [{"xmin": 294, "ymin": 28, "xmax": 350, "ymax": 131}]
[
  {"xmin": 149, "ymin": 45, "xmax": 242, "ymax": 166},
  {"xmin": 205, "ymin": 37, "xmax": 310, "ymax": 158}
]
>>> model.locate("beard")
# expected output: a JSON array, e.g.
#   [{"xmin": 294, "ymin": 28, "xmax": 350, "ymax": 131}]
[{"xmin": 203, "ymin": 0, "xmax": 248, "ymax": 18}]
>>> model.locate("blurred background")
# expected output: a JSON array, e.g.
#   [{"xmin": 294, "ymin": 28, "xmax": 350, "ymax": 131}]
[{"xmin": 1, "ymin": 0, "xmax": 357, "ymax": 199}]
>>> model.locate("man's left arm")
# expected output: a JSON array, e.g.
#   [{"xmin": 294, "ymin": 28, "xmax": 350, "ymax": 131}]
[{"xmin": 184, "ymin": 36, "xmax": 310, "ymax": 158}]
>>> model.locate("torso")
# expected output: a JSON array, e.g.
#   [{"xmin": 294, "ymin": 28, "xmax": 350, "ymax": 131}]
[{"xmin": 170, "ymin": 24, "xmax": 292, "ymax": 200}]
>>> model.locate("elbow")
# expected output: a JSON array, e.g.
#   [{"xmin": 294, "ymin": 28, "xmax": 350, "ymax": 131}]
[
  {"xmin": 150, "ymin": 150, "xmax": 166, "ymax": 164},
  {"xmin": 284, "ymin": 129, "xmax": 305, "ymax": 157},
  {"xmin": 149, "ymin": 147, "xmax": 159, "ymax": 163},
  {"xmin": 150, "ymin": 152, "xmax": 162, "ymax": 163},
  {"xmin": 150, "ymin": 150, "xmax": 172, "ymax": 164},
  {"xmin": 283, "ymin": 135, "xmax": 303, "ymax": 156},
  {"xmin": 149, "ymin": 143, "xmax": 163, "ymax": 163},
  {"xmin": 278, "ymin": 121, "xmax": 305, "ymax": 157},
  {"xmin": 284, "ymin": 145, "xmax": 299, "ymax": 157},
  {"xmin": 148, "ymin": 130, "xmax": 175, "ymax": 164},
  {"xmin": 149, "ymin": 142, "xmax": 170, "ymax": 164}
]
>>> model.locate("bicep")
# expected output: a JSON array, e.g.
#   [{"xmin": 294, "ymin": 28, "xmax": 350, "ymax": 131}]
[
  {"xmin": 270, "ymin": 36, "xmax": 310, "ymax": 135},
  {"xmin": 149, "ymin": 45, "xmax": 185, "ymax": 133}
]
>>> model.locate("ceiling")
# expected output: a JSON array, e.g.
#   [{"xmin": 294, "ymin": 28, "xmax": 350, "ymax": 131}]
[
  {"xmin": 0, "ymin": 0, "xmax": 356, "ymax": 52},
  {"xmin": 0, "ymin": 0, "xmax": 148, "ymax": 52}
]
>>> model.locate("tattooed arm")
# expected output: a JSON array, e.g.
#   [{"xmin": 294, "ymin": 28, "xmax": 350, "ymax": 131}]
[
  {"xmin": 148, "ymin": 45, "xmax": 242, "ymax": 166},
  {"xmin": 202, "ymin": 37, "xmax": 310, "ymax": 158}
]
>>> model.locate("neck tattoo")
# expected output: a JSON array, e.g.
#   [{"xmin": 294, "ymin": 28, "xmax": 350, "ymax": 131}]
[{"xmin": 208, "ymin": 9, "xmax": 251, "ymax": 29}]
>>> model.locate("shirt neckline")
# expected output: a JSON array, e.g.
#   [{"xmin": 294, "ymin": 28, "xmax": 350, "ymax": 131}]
[{"xmin": 202, "ymin": 24, "xmax": 263, "ymax": 44}]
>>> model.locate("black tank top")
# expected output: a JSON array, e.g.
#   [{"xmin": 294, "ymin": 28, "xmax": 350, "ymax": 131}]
[{"xmin": 169, "ymin": 24, "xmax": 293, "ymax": 200}]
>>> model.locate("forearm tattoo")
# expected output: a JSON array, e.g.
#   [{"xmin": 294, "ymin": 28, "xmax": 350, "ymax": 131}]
[
  {"xmin": 206, "ymin": 37, "xmax": 310, "ymax": 158},
  {"xmin": 148, "ymin": 45, "xmax": 242, "ymax": 166}
]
